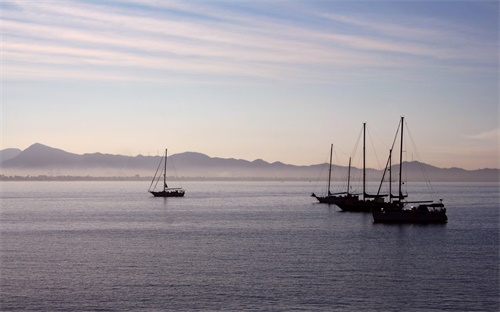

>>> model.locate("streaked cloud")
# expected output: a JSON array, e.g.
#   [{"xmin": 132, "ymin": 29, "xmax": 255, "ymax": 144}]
[
  {"xmin": 2, "ymin": 0, "xmax": 496, "ymax": 84},
  {"xmin": 466, "ymin": 129, "xmax": 499, "ymax": 141}
]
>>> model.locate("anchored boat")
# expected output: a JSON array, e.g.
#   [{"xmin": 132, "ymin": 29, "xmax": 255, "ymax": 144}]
[
  {"xmin": 148, "ymin": 149, "xmax": 185, "ymax": 197},
  {"xmin": 311, "ymin": 144, "xmax": 349, "ymax": 204},
  {"xmin": 334, "ymin": 123, "xmax": 397, "ymax": 212},
  {"xmin": 372, "ymin": 117, "xmax": 447, "ymax": 223}
]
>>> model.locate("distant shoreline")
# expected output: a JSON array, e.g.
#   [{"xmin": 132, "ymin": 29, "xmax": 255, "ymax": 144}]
[
  {"xmin": 2, "ymin": 144, "xmax": 498, "ymax": 182},
  {"xmin": 0, "ymin": 175, "xmax": 312, "ymax": 182},
  {"xmin": 0, "ymin": 175, "xmax": 498, "ymax": 183}
]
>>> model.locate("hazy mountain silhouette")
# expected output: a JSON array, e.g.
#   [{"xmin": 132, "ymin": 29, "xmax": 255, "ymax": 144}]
[
  {"xmin": 0, "ymin": 148, "xmax": 21, "ymax": 163},
  {"xmin": 0, "ymin": 143, "xmax": 498, "ymax": 182}
]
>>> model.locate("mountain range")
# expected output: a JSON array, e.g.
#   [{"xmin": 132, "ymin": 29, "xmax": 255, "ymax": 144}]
[{"xmin": 0, "ymin": 143, "xmax": 498, "ymax": 182}]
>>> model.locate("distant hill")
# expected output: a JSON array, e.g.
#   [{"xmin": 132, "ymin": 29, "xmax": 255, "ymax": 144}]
[
  {"xmin": 0, "ymin": 143, "xmax": 498, "ymax": 182},
  {"xmin": 0, "ymin": 148, "xmax": 21, "ymax": 163}
]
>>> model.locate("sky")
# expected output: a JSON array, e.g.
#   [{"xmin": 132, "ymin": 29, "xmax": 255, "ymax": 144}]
[{"xmin": 1, "ymin": 0, "xmax": 498, "ymax": 170}]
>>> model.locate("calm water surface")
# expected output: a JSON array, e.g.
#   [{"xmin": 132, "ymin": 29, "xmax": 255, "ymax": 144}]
[{"xmin": 1, "ymin": 181, "xmax": 498, "ymax": 311}]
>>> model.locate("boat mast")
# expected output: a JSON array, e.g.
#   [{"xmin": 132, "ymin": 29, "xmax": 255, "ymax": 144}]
[
  {"xmin": 398, "ymin": 117, "xmax": 404, "ymax": 207},
  {"xmin": 164, "ymin": 148, "xmax": 168, "ymax": 191},
  {"xmin": 389, "ymin": 149, "xmax": 392, "ymax": 204},
  {"xmin": 328, "ymin": 144, "xmax": 333, "ymax": 195},
  {"xmin": 347, "ymin": 157, "xmax": 351, "ymax": 195},
  {"xmin": 363, "ymin": 122, "xmax": 366, "ymax": 201}
]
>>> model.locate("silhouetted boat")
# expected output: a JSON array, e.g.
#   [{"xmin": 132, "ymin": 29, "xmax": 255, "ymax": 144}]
[
  {"xmin": 311, "ymin": 144, "xmax": 348, "ymax": 204},
  {"xmin": 372, "ymin": 117, "xmax": 447, "ymax": 223},
  {"xmin": 334, "ymin": 123, "xmax": 397, "ymax": 212},
  {"xmin": 148, "ymin": 149, "xmax": 185, "ymax": 197}
]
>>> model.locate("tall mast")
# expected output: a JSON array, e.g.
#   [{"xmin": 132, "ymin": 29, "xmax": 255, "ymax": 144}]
[
  {"xmin": 328, "ymin": 144, "xmax": 333, "ymax": 195},
  {"xmin": 347, "ymin": 157, "xmax": 351, "ymax": 195},
  {"xmin": 164, "ymin": 148, "xmax": 168, "ymax": 191},
  {"xmin": 363, "ymin": 122, "xmax": 366, "ymax": 201},
  {"xmin": 389, "ymin": 149, "xmax": 392, "ymax": 204},
  {"xmin": 398, "ymin": 117, "xmax": 404, "ymax": 207}
]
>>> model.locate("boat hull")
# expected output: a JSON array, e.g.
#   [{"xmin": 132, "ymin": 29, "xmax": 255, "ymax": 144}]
[
  {"xmin": 372, "ymin": 208, "xmax": 447, "ymax": 223},
  {"xmin": 336, "ymin": 198, "xmax": 397, "ymax": 212},
  {"xmin": 150, "ymin": 190, "xmax": 185, "ymax": 197},
  {"xmin": 313, "ymin": 193, "xmax": 395, "ymax": 212},
  {"xmin": 311, "ymin": 193, "xmax": 344, "ymax": 205}
]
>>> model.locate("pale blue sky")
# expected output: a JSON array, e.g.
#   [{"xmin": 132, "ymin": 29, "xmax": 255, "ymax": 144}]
[{"xmin": 1, "ymin": 0, "xmax": 498, "ymax": 170}]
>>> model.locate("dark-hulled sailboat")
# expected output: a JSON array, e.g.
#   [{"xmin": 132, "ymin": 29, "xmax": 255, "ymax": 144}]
[
  {"xmin": 372, "ymin": 117, "xmax": 447, "ymax": 223},
  {"xmin": 148, "ymin": 149, "xmax": 185, "ymax": 197},
  {"xmin": 334, "ymin": 123, "xmax": 397, "ymax": 212},
  {"xmin": 311, "ymin": 144, "xmax": 349, "ymax": 204}
]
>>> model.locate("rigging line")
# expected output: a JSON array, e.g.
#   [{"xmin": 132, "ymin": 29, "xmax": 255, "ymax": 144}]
[
  {"xmin": 332, "ymin": 145, "xmax": 351, "ymax": 191},
  {"xmin": 153, "ymin": 170, "xmax": 162, "ymax": 190},
  {"xmin": 333, "ymin": 145, "xmax": 350, "ymax": 159},
  {"xmin": 376, "ymin": 150, "xmax": 391, "ymax": 195},
  {"xmin": 377, "ymin": 120, "xmax": 402, "ymax": 194},
  {"xmin": 332, "ymin": 147, "xmax": 342, "ymax": 172},
  {"xmin": 151, "ymin": 167, "xmax": 162, "ymax": 191},
  {"xmin": 402, "ymin": 127, "xmax": 409, "ymax": 196},
  {"xmin": 169, "ymin": 154, "xmax": 183, "ymax": 189},
  {"xmin": 313, "ymin": 144, "xmax": 333, "ymax": 195},
  {"xmin": 149, "ymin": 155, "xmax": 163, "ymax": 191},
  {"xmin": 350, "ymin": 125, "xmax": 363, "ymax": 158},
  {"xmin": 366, "ymin": 124, "xmax": 391, "ymax": 150},
  {"xmin": 386, "ymin": 120, "xmax": 402, "ymax": 156},
  {"xmin": 367, "ymin": 130, "xmax": 384, "ymax": 170},
  {"xmin": 330, "ymin": 155, "xmax": 351, "ymax": 194},
  {"xmin": 340, "ymin": 125, "xmax": 363, "ymax": 193},
  {"xmin": 312, "ymin": 147, "xmax": 331, "ymax": 193},
  {"xmin": 366, "ymin": 124, "xmax": 395, "ymax": 171},
  {"xmin": 153, "ymin": 156, "xmax": 164, "ymax": 191},
  {"xmin": 367, "ymin": 123, "xmax": 393, "ymax": 193},
  {"xmin": 312, "ymin": 167, "xmax": 325, "ymax": 193},
  {"xmin": 406, "ymin": 122, "xmax": 437, "ymax": 198}
]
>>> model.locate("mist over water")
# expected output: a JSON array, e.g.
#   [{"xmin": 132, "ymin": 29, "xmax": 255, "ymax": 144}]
[{"xmin": 1, "ymin": 181, "xmax": 498, "ymax": 311}]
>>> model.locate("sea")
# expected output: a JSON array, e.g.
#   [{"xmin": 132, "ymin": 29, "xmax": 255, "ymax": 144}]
[{"xmin": 0, "ymin": 181, "xmax": 498, "ymax": 311}]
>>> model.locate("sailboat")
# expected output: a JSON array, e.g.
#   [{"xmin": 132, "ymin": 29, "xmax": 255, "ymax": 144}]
[
  {"xmin": 311, "ymin": 144, "xmax": 348, "ymax": 204},
  {"xmin": 148, "ymin": 149, "xmax": 185, "ymax": 197},
  {"xmin": 372, "ymin": 117, "xmax": 447, "ymax": 223},
  {"xmin": 334, "ymin": 123, "xmax": 397, "ymax": 212}
]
